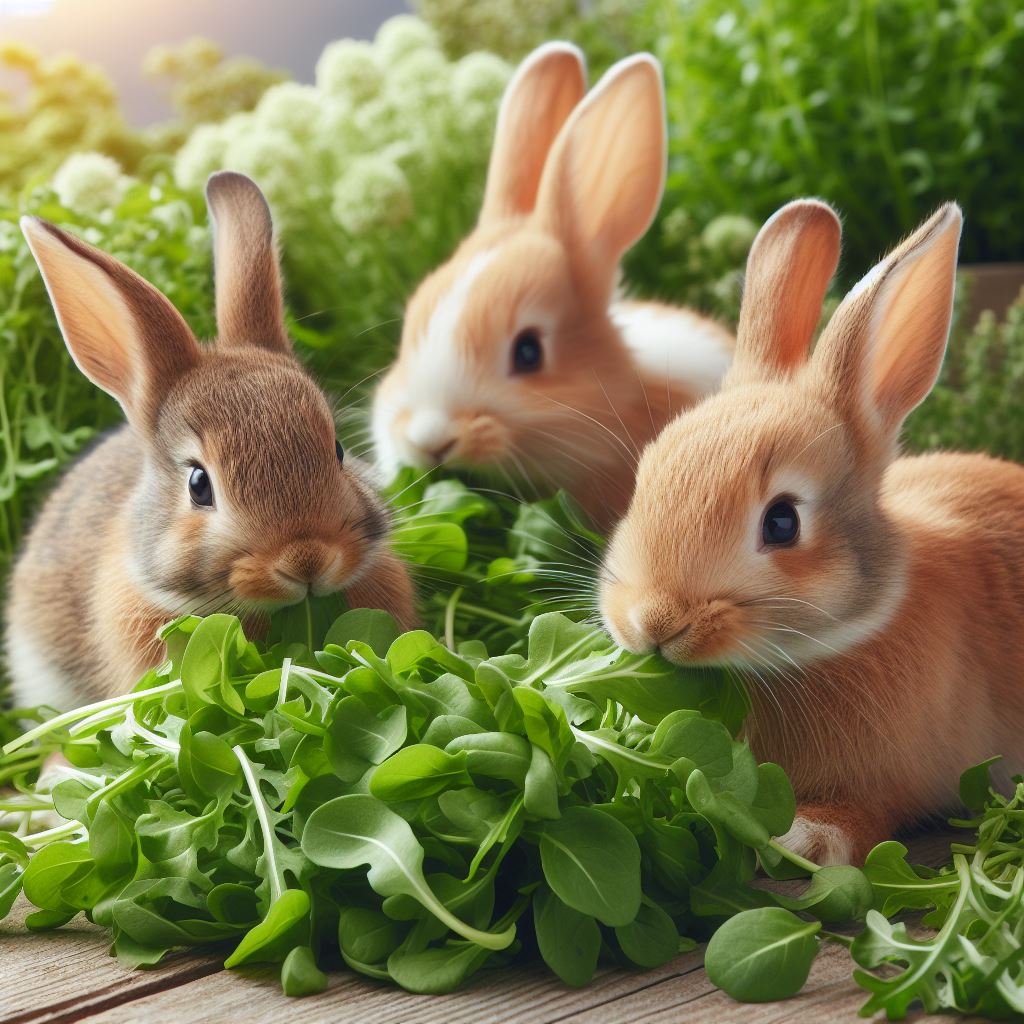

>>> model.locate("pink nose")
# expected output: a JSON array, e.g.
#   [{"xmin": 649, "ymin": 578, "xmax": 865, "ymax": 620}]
[
  {"xmin": 628, "ymin": 600, "xmax": 691, "ymax": 649},
  {"xmin": 423, "ymin": 439, "xmax": 456, "ymax": 465}
]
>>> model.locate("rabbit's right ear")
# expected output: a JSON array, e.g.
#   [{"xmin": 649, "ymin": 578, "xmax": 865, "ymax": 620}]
[
  {"xmin": 478, "ymin": 42, "xmax": 586, "ymax": 224},
  {"xmin": 21, "ymin": 217, "xmax": 200, "ymax": 430},
  {"xmin": 727, "ymin": 199, "xmax": 841, "ymax": 387},
  {"xmin": 205, "ymin": 171, "xmax": 290, "ymax": 353},
  {"xmin": 533, "ymin": 54, "xmax": 666, "ymax": 297}
]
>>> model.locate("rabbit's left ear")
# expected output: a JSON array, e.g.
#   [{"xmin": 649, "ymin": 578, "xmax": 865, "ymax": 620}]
[
  {"xmin": 21, "ymin": 216, "xmax": 200, "ymax": 429},
  {"xmin": 205, "ymin": 171, "xmax": 290, "ymax": 353},
  {"xmin": 814, "ymin": 204, "xmax": 962, "ymax": 437},
  {"xmin": 533, "ymin": 53, "xmax": 665, "ymax": 297}
]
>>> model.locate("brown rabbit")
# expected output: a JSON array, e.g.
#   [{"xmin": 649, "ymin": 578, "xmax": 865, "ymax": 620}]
[
  {"xmin": 600, "ymin": 198, "xmax": 1024, "ymax": 863},
  {"xmin": 372, "ymin": 44, "xmax": 733, "ymax": 528},
  {"xmin": 5, "ymin": 172, "xmax": 415, "ymax": 709}
]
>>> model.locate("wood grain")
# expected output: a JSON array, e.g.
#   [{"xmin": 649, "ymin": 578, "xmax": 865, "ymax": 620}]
[{"xmin": 0, "ymin": 829, "xmax": 972, "ymax": 1024}]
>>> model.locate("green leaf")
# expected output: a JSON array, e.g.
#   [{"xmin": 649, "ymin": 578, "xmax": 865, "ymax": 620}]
[
  {"xmin": 0, "ymin": 862, "xmax": 24, "ymax": 920},
  {"xmin": 281, "ymin": 945, "xmax": 328, "ymax": 997},
  {"xmin": 533, "ymin": 886, "xmax": 601, "ymax": 987},
  {"xmin": 615, "ymin": 901, "xmax": 680, "ymax": 968},
  {"xmin": 324, "ymin": 609, "xmax": 401, "ymax": 656},
  {"xmin": 300, "ymin": 795, "xmax": 514, "ymax": 950},
  {"xmin": 21, "ymin": 842, "xmax": 93, "ymax": 912},
  {"xmin": 386, "ymin": 940, "xmax": 492, "ymax": 994},
  {"xmin": 179, "ymin": 729, "xmax": 239, "ymax": 799},
  {"xmin": 958, "ymin": 756, "xmax": 1001, "ymax": 813},
  {"xmin": 338, "ymin": 906, "xmax": 404, "ymax": 967},
  {"xmin": 704, "ymin": 908, "xmax": 821, "ymax": 1003},
  {"xmin": 180, "ymin": 614, "xmax": 248, "ymax": 715},
  {"xmin": 539, "ymin": 806, "xmax": 641, "ymax": 927},
  {"xmin": 524, "ymin": 744, "xmax": 560, "ymax": 820},
  {"xmin": 224, "ymin": 889, "xmax": 310, "ymax": 968},
  {"xmin": 370, "ymin": 745, "xmax": 472, "ymax": 801},
  {"xmin": 686, "ymin": 769, "xmax": 770, "ymax": 850},
  {"xmin": 775, "ymin": 865, "xmax": 874, "ymax": 923},
  {"xmin": 326, "ymin": 697, "xmax": 407, "ymax": 781}
]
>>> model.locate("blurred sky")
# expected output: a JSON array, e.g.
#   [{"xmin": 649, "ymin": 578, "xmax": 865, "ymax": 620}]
[{"xmin": 0, "ymin": 0, "xmax": 410, "ymax": 124}]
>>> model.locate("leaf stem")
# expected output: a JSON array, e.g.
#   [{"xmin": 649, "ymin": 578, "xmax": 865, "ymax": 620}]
[
  {"xmin": 768, "ymin": 838, "xmax": 820, "ymax": 875},
  {"xmin": 3, "ymin": 679, "xmax": 182, "ymax": 754},
  {"xmin": 233, "ymin": 745, "xmax": 283, "ymax": 904},
  {"xmin": 444, "ymin": 586, "xmax": 464, "ymax": 651}
]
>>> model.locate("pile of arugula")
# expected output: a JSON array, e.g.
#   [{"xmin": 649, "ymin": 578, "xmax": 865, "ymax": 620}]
[
  {"xmin": 0, "ymin": 477, "xmax": 1022, "ymax": 1017},
  {"xmin": 0, "ymin": 602, "xmax": 795, "ymax": 995}
]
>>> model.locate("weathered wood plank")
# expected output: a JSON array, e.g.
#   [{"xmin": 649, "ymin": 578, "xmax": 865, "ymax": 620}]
[
  {"xmin": 0, "ymin": 900, "xmax": 222, "ymax": 1024},
  {"xmin": 0, "ymin": 829, "xmax": 970, "ymax": 1024}
]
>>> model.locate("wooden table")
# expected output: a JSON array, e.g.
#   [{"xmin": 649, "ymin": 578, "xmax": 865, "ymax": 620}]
[{"xmin": 0, "ymin": 831, "xmax": 988, "ymax": 1024}]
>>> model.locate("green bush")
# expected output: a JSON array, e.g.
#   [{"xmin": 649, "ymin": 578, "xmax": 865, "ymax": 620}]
[
  {"xmin": 906, "ymin": 292, "xmax": 1024, "ymax": 460},
  {"xmin": 0, "ymin": 173, "xmax": 214, "ymax": 585},
  {"xmin": 421, "ymin": 0, "xmax": 1024, "ymax": 286},
  {"xmin": 171, "ymin": 17, "xmax": 512, "ymax": 383}
]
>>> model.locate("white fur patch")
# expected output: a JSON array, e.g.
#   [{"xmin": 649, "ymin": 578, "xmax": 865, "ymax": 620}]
[
  {"xmin": 779, "ymin": 815, "xmax": 855, "ymax": 866},
  {"xmin": 374, "ymin": 250, "xmax": 497, "ymax": 471},
  {"xmin": 6, "ymin": 627, "xmax": 75, "ymax": 711},
  {"xmin": 611, "ymin": 302, "xmax": 731, "ymax": 396}
]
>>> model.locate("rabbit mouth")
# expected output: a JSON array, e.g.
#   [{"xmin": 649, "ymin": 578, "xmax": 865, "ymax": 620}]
[{"xmin": 229, "ymin": 545, "xmax": 362, "ymax": 606}]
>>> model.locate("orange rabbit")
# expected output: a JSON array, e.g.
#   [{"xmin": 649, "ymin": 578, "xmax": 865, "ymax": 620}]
[
  {"xmin": 600, "ymin": 198, "xmax": 1024, "ymax": 863},
  {"xmin": 372, "ymin": 43, "xmax": 732, "ymax": 527}
]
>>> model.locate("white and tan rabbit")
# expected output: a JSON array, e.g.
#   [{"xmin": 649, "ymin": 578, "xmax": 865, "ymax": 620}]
[
  {"xmin": 600, "ymin": 198, "xmax": 1024, "ymax": 863},
  {"xmin": 372, "ymin": 43, "xmax": 733, "ymax": 528},
  {"xmin": 5, "ymin": 172, "xmax": 415, "ymax": 709}
]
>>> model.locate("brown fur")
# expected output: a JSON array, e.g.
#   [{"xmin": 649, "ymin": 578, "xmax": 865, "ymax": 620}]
[
  {"xmin": 372, "ymin": 47, "xmax": 733, "ymax": 529},
  {"xmin": 601, "ymin": 200, "xmax": 1024, "ymax": 863},
  {"xmin": 6, "ymin": 172, "xmax": 415, "ymax": 708}
]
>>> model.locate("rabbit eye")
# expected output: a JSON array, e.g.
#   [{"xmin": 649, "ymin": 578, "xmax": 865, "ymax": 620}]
[
  {"xmin": 335, "ymin": 439, "xmax": 345, "ymax": 466},
  {"xmin": 762, "ymin": 499, "xmax": 799, "ymax": 546},
  {"xmin": 188, "ymin": 464, "xmax": 214, "ymax": 508},
  {"xmin": 511, "ymin": 328, "xmax": 543, "ymax": 374}
]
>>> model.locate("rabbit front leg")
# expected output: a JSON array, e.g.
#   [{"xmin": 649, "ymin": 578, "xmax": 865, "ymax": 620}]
[{"xmin": 778, "ymin": 802, "xmax": 894, "ymax": 866}]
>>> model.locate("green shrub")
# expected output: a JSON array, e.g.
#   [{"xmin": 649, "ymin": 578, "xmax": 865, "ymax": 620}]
[
  {"xmin": 906, "ymin": 292, "xmax": 1024, "ymax": 460},
  {"xmin": 421, "ymin": 0, "xmax": 1024, "ymax": 288},
  {"xmin": 171, "ymin": 17, "xmax": 512, "ymax": 384},
  {"xmin": 0, "ymin": 173, "xmax": 215, "ymax": 586}
]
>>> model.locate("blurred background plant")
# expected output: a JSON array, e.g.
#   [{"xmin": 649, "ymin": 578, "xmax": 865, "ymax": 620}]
[{"xmin": 1, "ymin": 2, "xmax": 1023, "ymax": 615}]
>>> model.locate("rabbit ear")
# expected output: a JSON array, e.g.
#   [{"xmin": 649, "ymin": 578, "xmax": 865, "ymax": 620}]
[
  {"xmin": 533, "ymin": 53, "xmax": 665, "ymax": 296},
  {"xmin": 21, "ymin": 217, "xmax": 199, "ymax": 429},
  {"xmin": 728, "ymin": 199, "xmax": 841, "ymax": 386},
  {"xmin": 205, "ymin": 171, "xmax": 290, "ymax": 352},
  {"xmin": 478, "ymin": 42, "xmax": 586, "ymax": 224},
  {"xmin": 814, "ymin": 203, "xmax": 962, "ymax": 436}
]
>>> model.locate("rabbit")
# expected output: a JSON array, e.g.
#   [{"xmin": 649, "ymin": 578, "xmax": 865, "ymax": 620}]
[
  {"xmin": 372, "ymin": 43, "xmax": 733, "ymax": 529},
  {"xmin": 5, "ymin": 171, "xmax": 416, "ymax": 710},
  {"xmin": 599, "ymin": 197, "xmax": 1024, "ymax": 864}
]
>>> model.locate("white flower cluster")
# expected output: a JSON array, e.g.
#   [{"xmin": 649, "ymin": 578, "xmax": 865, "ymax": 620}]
[
  {"xmin": 51, "ymin": 153, "xmax": 131, "ymax": 215},
  {"xmin": 174, "ymin": 15, "xmax": 512, "ymax": 239}
]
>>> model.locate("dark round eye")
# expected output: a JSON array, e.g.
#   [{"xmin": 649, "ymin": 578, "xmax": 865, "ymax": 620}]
[
  {"xmin": 762, "ymin": 499, "xmax": 799, "ymax": 546},
  {"xmin": 188, "ymin": 464, "xmax": 214, "ymax": 508},
  {"xmin": 335, "ymin": 439, "xmax": 345, "ymax": 466},
  {"xmin": 511, "ymin": 328, "xmax": 543, "ymax": 374}
]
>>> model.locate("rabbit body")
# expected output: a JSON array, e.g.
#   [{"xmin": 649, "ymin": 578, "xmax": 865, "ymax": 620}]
[
  {"xmin": 5, "ymin": 173, "xmax": 415, "ymax": 709},
  {"xmin": 600, "ymin": 199, "xmax": 1024, "ymax": 862}
]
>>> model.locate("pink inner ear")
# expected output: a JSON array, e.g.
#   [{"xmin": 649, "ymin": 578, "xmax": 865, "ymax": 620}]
[
  {"xmin": 733, "ymin": 201, "xmax": 840, "ymax": 381},
  {"xmin": 533, "ymin": 57, "xmax": 665, "ymax": 292},
  {"xmin": 867, "ymin": 216, "xmax": 960, "ymax": 426},
  {"xmin": 480, "ymin": 47, "xmax": 586, "ymax": 223}
]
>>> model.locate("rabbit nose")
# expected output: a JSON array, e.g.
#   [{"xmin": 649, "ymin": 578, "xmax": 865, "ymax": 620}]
[
  {"xmin": 628, "ymin": 601, "xmax": 691, "ymax": 650},
  {"xmin": 426, "ymin": 439, "xmax": 456, "ymax": 463},
  {"xmin": 275, "ymin": 541, "xmax": 330, "ymax": 587},
  {"xmin": 406, "ymin": 409, "xmax": 457, "ymax": 464}
]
